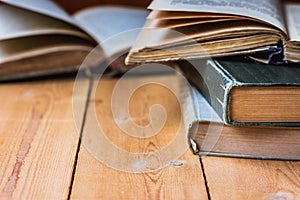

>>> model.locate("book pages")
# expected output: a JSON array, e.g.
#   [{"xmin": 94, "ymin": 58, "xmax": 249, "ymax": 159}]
[
  {"xmin": 0, "ymin": 35, "xmax": 93, "ymax": 64},
  {"xmin": 74, "ymin": 6, "xmax": 148, "ymax": 58},
  {"xmin": 0, "ymin": 0, "xmax": 77, "ymax": 25},
  {"xmin": 74, "ymin": 6, "xmax": 148, "ymax": 43},
  {"xmin": 285, "ymin": 3, "xmax": 300, "ymax": 41},
  {"xmin": 147, "ymin": 10, "xmax": 237, "ymax": 19},
  {"xmin": 149, "ymin": 0, "xmax": 286, "ymax": 33},
  {"xmin": 0, "ymin": 4, "xmax": 89, "ymax": 41}
]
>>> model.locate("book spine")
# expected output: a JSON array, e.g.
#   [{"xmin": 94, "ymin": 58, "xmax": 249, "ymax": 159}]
[
  {"xmin": 202, "ymin": 60, "xmax": 233, "ymax": 124},
  {"xmin": 179, "ymin": 60, "xmax": 233, "ymax": 125}
]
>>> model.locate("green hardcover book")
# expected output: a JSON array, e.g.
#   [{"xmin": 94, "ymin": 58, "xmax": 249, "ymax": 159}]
[{"xmin": 180, "ymin": 59, "xmax": 300, "ymax": 126}]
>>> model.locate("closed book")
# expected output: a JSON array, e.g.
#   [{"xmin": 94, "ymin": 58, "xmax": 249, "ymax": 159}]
[
  {"xmin": 180, "ymin": 59, "xmax": 300, "ymax": 126},
  {"xmin": 187, "ymin": 87, "xmax": 300, "ymax": 160}
]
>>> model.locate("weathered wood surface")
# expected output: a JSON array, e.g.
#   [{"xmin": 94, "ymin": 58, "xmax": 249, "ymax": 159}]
[
  {"xmin": 202, "ymin": 156, "xmax": 300, "ymax": 199},
  {"xmin": 70, "ymin": 77, "xmax": 208, "ymax": 199},
  {"xmin": 0, "ymin": 78, "xmax": 89, "ymax": 199},
  {"xmin": 0, "ymin": 76, "xmax": 299, "ymax": 200}
]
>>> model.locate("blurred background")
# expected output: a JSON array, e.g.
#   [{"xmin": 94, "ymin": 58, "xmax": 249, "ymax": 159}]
[{"xmin": 53, "ymin": 0, "xmax": 152, "ymax": 13}]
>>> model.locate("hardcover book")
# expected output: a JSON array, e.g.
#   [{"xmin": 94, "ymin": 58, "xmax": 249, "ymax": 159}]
[
  {"xmin": 126, "ymin": 0, "xmax": 300, "ymax": 65},
  {"xmin": 0, "ymin": 0, "xmax": 149, "ymax": 80},
  {"xmin": 179, "ymin": 59, "xmax": 300, "ymax": 126},
  {"xmin": 186, "ymin": 87, "xmax": 300, "ymax": 160}
]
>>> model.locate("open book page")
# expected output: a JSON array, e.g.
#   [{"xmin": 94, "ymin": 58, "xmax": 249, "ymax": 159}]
[
  {"xmin": 149, "ymin": 0, "xmax": 286, "ymax": 33},
  {"xmin": 73, "ymin": 6, "xmax": 148, "ymax": 57},
  {"xmin": 0, "ymin": 35, "xmax": 93, "ymax": 64},
  {"xmin": 0, "ymin": 4, "xmax": 90, "ymax": 41},
  {"xmin": 284, "ymin": 3, "xmax": 300, "ymax": 41},
  {"xmin": 130, "ymin": 19, "xmax": 280, "ymax": 52},
  {"xmin": 0, "ymin": 0, "xmax": 77, "ymax": 26},
  {"xmin": 148, "ymin": 10, "xmax": 238, "ymax": 19},
  {"xmin": 150, "ymin": 17, "xmax": 240, "ymax": 29}
]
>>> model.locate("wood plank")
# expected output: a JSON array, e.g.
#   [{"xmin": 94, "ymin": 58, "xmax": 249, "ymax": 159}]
[
  {"xmin": 0, "ymin": 78, "xmax": 89, "ymax": 199},
  {"xmin": 202, "ymin": 156, "xmax": 300, "ymax": 199},
  {"xmin": 70, "ymin": 76, "xmax": 208, "ymax": 199},
  {"xmin": 71, "ymin": 145, "xmax": 206, "ymax": 199}
]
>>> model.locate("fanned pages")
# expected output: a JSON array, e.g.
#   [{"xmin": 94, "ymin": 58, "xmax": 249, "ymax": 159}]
[
  {"xmin": 126, "ymin": 0, "xmax": 300, "ymax": 64},
  {"xmin": 0, "ymin": 0, "xmax": 148, "ymax": 80}
]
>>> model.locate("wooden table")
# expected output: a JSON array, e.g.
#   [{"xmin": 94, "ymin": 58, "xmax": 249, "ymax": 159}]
[{"xmin": 0, "ymin": 75, "xmax": 299, "ymax": 199}]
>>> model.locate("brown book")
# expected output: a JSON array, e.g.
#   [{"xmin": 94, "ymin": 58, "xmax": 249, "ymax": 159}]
[
  {"xmin": 126, "ymin": 0, "xmax": 300, "ymax": 64},
  {"xmin": 0, "ymin": 0, "xmax": 149, "ymax": 80},
  {"xmin": 190, "ymin": 122, "xmax": 300, "ymax": 160}
]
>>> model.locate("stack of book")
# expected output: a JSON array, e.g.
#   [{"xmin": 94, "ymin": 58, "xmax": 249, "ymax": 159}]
[
  {"xmin": 124, "ymin": 0, "xmax": 300, "ymax": 160},
  {"xmin": 1, "ymin": 0, "xmax": 299, "ymax": 160},
  {"xmin": 180, "ymin": 59, "xmax": 300, "ymax": 160}
]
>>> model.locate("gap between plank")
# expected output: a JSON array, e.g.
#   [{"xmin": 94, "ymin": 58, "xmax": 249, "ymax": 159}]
[
  {"xmin": 199, "ymin": 156, "xmax": 212, "ymax": 200},
  {"xmin": 67, "ymin": 77, "xmax": 94, "ymax": 200}
]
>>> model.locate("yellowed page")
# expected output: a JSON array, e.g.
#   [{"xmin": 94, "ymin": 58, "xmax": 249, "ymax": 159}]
[
  {"xmin": 130, "ymin": 20, "xmax": 281, "ymax": 53},
  {"xmin": 148, "ymin": 10, "xmax": 237, "ymax": 19},
  {"xmin": 285, "ymin": 3, "xmax": 300, "ymax": 41},
  {"xmin": 0, "ymin": 4, "xmax": 90, "ymax": 41},
  {"xmin": 149, "ymin": 18, "xmax": 238, "ymax": 28},
  {"xmin": 149, "ymin": 0, "xmax": 286, "ymax": 33}
]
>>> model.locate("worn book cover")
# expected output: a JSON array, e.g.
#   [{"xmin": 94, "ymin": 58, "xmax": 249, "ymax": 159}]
[{"xmin": 180, "ymin": 59, "xmax": 300, "ymax": 126}]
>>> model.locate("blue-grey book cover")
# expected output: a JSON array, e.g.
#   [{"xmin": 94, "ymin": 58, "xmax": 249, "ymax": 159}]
[{"xmin": 180, "ymin": 59, "xmax": 300, "ymax": 126}]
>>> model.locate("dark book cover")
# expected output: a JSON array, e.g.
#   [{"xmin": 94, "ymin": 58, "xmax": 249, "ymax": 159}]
[{"xmin": 179, "ymin": 59, "xmax": 300, "ymax": 126}]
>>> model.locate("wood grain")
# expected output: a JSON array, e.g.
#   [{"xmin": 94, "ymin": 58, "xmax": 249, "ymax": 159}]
[
  {"xmin": 202, "ymin": 156, "xmax": 300, "ymax": 199},
  {"xmin": 70, "ymin": 76, "xmax": 208, "ymax": 199},
  {"xmin": 0, "ymin": 78, "xmax": 89, "ymax": 199}
]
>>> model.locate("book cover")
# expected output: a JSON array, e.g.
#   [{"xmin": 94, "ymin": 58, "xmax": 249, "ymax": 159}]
[{"xmin": 180, "ymin": 59, "xmax": 300, "ymax": 126}]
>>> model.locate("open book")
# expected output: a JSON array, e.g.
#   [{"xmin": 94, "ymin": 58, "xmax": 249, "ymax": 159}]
[
  {"xmin": 0, "ymin": 0, "xmax": 148, "ymax": 80},
  {"xmin": 126, "ymin": 0, "xmax": 300, "ymax": 64}
]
